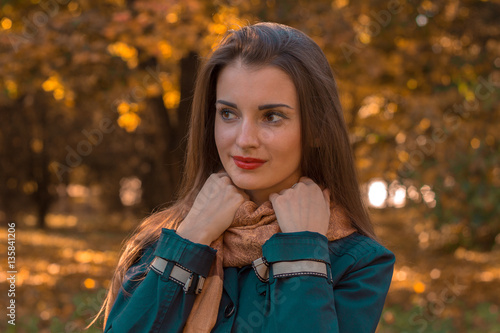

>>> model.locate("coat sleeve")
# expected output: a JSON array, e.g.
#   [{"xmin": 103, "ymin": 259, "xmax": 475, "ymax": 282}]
[
  {"xmin": 329, "ymin": 234, "xmax": 395, "ymax": 333},
  {"xmin": 261, "ymin": 231, "xmax": 395, "ymax": 333},
  {"xmin": 104, "ymin": 228, "xmax": 217, "ymax": 333}
]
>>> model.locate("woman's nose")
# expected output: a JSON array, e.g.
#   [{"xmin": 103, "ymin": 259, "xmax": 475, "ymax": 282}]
[{"xmin": 236, "ymin": 119, "xmax": 260, "ymax": 149}]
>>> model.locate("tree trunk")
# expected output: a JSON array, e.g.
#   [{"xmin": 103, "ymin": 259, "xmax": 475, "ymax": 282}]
[
  {"xmin": 177, "ymin": 51, "xmax": 199, "ymax": 151},
  {"xmin": 141, "ymin": 52, "xmax": 198, "ymax": 212},
  {"xmin": 31, "ymin": 91, "xmax": 54, "ymax": 229}
]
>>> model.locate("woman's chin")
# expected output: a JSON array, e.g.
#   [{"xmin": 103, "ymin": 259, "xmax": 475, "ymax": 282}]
[
  {"xmin": 226, "ymin": 173, "xmax": 258, "ymax": 189},
  {"xmin": 234, "ymin": 182, "xmax": 258, "ymax": 192}
]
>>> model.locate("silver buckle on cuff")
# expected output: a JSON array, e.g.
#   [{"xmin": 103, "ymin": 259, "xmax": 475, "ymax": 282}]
[
  {"xmin": 252, "ymin": 256, "xmax": 270, "ymax": 282},
  {"xmin": 182, "ymin": 272, "xmax": 205, "ymax": 294},
  {"xmin": 150, "ymin": 257, "xmax": 205, "ymax": 294}
]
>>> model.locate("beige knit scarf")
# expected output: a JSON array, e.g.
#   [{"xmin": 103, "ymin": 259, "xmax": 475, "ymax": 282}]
[{"xmin": 174, "ymin": 199, "xmax": 356, "ymax": 332}]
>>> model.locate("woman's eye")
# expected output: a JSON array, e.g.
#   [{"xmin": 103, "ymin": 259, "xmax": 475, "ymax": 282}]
[
  {"xmin": 218, "ymin": 109, "xmax": 286, "ymax": 123},
  {"xmin": 264, "ymin": 112, "xmax": 285, "ymax": 123},
  {"xmin": 219, "ymin": 109, "xmax": 235, "ymax": 120}
]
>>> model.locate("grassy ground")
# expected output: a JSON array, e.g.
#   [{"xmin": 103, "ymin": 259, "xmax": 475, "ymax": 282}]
[
  {"xmin": 1, "ymin": 206, "xmax": 499, "ymax": 332},
  {"xmin": 375, "ymin": 207, "xmax": 500, "ymax": 332}
]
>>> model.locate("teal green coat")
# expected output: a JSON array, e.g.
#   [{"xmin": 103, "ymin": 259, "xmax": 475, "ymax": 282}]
[{"xmin": 104, "ymin": 229, "xmax": 395, "ymax": 332}]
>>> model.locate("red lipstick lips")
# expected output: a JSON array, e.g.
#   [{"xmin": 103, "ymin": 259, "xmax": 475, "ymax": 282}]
[{"xmin": 232, "ymin": 156, "xmax": 266, "ymax": 170}]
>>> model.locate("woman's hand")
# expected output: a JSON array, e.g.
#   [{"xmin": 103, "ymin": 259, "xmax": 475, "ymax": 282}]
[
  {"xmin": 176, "ymin": 171, "xmax": 249, "ymax": 246},
  {"xmin": 269, "ymin": 176, "xmax": 331, "ymax": 236}
]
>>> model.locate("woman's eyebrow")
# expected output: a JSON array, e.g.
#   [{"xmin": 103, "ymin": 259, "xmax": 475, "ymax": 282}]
[
  {"xmin": 216, "ymin": 100, "xmax": 294, "ymax": 110},
  {"xmin": 258, "ymin": 103, "xmax": 294, "ymax": 110},
  {"xmin": 216, "ymin": 100, "xmax": 237, "ymax": 108}
]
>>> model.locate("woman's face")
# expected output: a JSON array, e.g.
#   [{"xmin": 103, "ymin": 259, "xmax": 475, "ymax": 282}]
[{"xmin": 214, "ymin": 61, "xmax": 302, "ymax": 205}]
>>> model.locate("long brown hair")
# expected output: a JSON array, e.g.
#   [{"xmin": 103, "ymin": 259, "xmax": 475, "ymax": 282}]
[{"xmin": 90, "ymin": 21, "xmax": 376, "ymax": 329}]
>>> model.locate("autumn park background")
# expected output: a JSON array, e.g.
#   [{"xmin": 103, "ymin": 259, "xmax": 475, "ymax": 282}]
[{"xmin": 0, "ymin": 0, "xmax": 499, "ymax": 332}]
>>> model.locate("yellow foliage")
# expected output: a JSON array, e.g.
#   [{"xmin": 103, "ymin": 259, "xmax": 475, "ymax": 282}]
[
  {"xmin": 127, "ymin": 58, "xmax": 137, "ymax": 69},
  {"xmin": 358, "ymin": 95, "xmax": 384, "ymax": 119},
  {"xmin": 470, "ymin": 138, "xmax": 480, "ymax": 149},
  {"xmin": 485, "ymin": 135, "xmax": 495, "ymax": 146},
  {"xmin": 31, "ymin": 138, "xmax": 43, "ymax": 153},
  {"xmin": 465, "ymin": 90, "xmax": 475, "ymax": 101},
  {"xmin": 47, "ymin": 263, "xmax": 60, "ymax": 275},
  {"xmin": 117, "ymin": 101, "xmax": 130, "ymax": 114},
  {"xmin": 105, "ymin": 0, "xmax": 125, "ymax": 6},
  {"xmin": 386, "ymin": 102, "xmax": 398, "ymax": 113},
  {"xmin": 441, "ymin": 75, "xmax": 451, "ymax": 85},
  {"xmin": 396, "ymin": 132, "xmax": 406, "ymax": 144},
  {"xmin": 5, "ymin": 79, "xmax": 17, "ymax": 99},
  {"xmin": 118, "ymin": 112, "xmax": 141, "ymax": 132},
  {"xmin": 418, "ymin": 118, "xmax": 431, "ymax": 131},
  {"xmin": 158, "ymin": 41, "xmax": 173, "ymax": 59},
  {"xmin": 333, "ymin": 0, "xmax": 349, "ymax": 9},
  {"xmin": 421, "ymin": 0, "xmax": 434, "ymax": 11},
  {"xmin": 65, "ymin": 90, "xmax": 75, "ymax": 108},
  {"xmin": 208, "ymin": 6, "xmax": 245, "ymax": 39},
  {"xmin": 161, "ymin": 78, "xmax": 174, "ymax": 92},
  {"xmin": 42, "ymin": 77, "xmax": 57, "ymax": 91},
  {"xmin": 75, "ymin": 250, "xmax": 93, "ymax": 263},
  {"xmin": 366, "ymin": 133, "xmax": 378, "ymax": 144},
  {"xmin": 117, "ymin": 101, "xmax": 139, "ymax": 114},
  {"xmin": 68, "ymin": 1, "xmax": 79, "ymax": 12},
  {"xmin": 407, "ymin": 79, "xmax": 418, "ymax": 89},
  {"xmin": 205, "ymin": 6, "xmax": 245, "ymax": 50},
  {"xmin": 212, "ymin": 23, "xmax": 227, "ymax": 35},
  {"xmin": 163, "ymin": 90, "xmax": 180, "ymax": 109},
  {"xmin": 353, "ymin": 127, "xmax": 367, "ymax": 140},
  {"xmin": 395, "ymin": 37, "xmax": 409, "ymax": 49},
  {"xmin": 398, "ymin": 151, "xmax": 409, "ymax": 162},
  {"xmin": 413, "ymin": 281, "xmax": 426, "ymax": 293},
  {"xmin": 42, "ymin": 75, "xmax": 67, "ymax": 101},
  {"xmin": 53, "ymin": 88, "xmax": 65, "ymax": 100},
  {"xmin": 107, "ymin": 41, "xmax": 138, "ymax": 68},
  {"xmin": 84, "ymin": 278, "xmax": 96, "ymax": 289},
  {"xmin": 1, "ymin": 4, "xmax": 13, "ymax": 15},
  {"xmin": 146, "ymin": 84, "xmax": 161, "ymax": 97},
  {"xmin": 358, "ymin": 32, "xmax": 371, "ymax": 44},
  {"xmin": 166, "ymin": 13, "xmax": 178, "ymax": 23},
  {"xmin": 1, "ymin": 17, "xmax": 12, "ymax": 30},
  {"xmin": 23, "ymin": 181, "xmax": 38, "ymax": 194},
  {"xmin": 129, "ymin": 103, "xmax": 139, "ymax": 113},
  {"xmin": 458, "ymin": 82, "xmax": 476, "ymax": 101},
  {"xmin": 358, "ymin": 157, "xmax": 372, "ymax": 169}
]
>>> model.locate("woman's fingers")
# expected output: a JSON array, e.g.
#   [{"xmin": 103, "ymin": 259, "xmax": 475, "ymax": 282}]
[
  {"xmin": 294, "ymin": 176, "xmax": 317, "ymax": 189},
  {"xmin": 270, "ymin": 177, "xmax": 331, "ymax": 236},
  {"xmin": 179, "ymin": 171, "xmax": 249, "ymax": 245},
  {"xmin": 298, "ymin": 176, "xmax": 314, "ymax": 183}
]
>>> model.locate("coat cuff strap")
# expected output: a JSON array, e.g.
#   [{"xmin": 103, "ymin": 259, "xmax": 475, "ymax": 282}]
[
  {"xmin": 273, "ymin": 260, "xmax": 328, "ymax": 279},
  {"xmin": 252, "ymin": 257, "xmax": 329, "ymax": 282},
  {"xmin": 149, "ymin": 256, "xmax": 205, "ymax": 294}
]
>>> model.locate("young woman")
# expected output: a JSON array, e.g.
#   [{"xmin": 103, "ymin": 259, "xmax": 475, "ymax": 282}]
[{"xmin": 96, "ymin": 22, "xmax": 395, "ymax": 332}]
